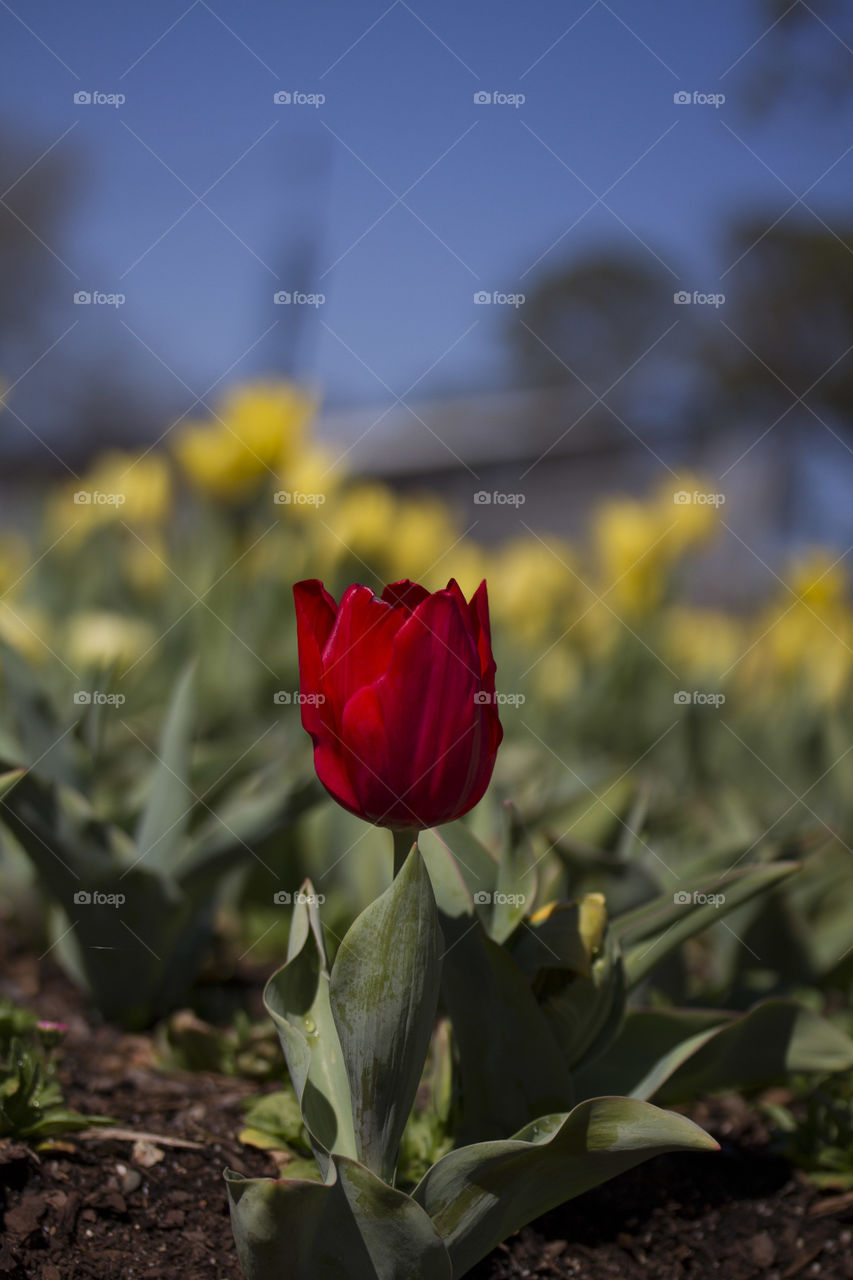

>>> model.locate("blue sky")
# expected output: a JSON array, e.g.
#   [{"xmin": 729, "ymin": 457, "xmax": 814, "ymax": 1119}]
[{"xmin": 1, "ymin": 0, "xmax": 851, "ymax": 426}]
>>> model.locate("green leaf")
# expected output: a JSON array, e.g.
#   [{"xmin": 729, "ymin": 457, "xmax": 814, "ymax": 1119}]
[
  {"xmin": 575, "ymin": 1001, "xmax": 853, "ymax": 1104},
  {"xmin": 264, "ymin": 888, "xmax": 357, "ymax": 1177},
  {"xmin": 419, "ymin": 822, "xmax": 498, "ymax": 919},
  {"xmin": 0, "ymin": 639, "xmax": 76, "ymax": 785},
  {"xmin": 511, "ymin": 895, "xmax": 607, "ymax": 982},
  {"xmin": 490, "ymin": 802, "xmax": 537, "ymax": 944},
  {"xmin": 135, "ymin": 664, "xmax": 196, "ymax": 872},
  {"xmin": 616, "ymin": 862, "xmax": 801, "ymax": 989},
  {"xmin": 535, "ymin": 924, "xmax": 627, "ymax": 1074},
  {"xmin": 226, "ymin": 1156, "xmax": 452, "ymax": 1280},
  {"xmin": 413, "ymin": 1097, "xmax": 718, "ymax": 1277},
  {"xmin": 438, "ymin": 913, "xmax": 572, "ymax": 1141},
  {"xmin": 330, "ymin": 847, "xmax": 442, "ymax": 1182},
  {"xmin": 572, "ymin": 1007, "xmax": 729, "ymax": 1101}
]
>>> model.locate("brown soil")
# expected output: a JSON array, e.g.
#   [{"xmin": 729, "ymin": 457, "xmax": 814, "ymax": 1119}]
[{"xmin": 2, "ymin": 938, "xmax": 852, "ymax": 1280}]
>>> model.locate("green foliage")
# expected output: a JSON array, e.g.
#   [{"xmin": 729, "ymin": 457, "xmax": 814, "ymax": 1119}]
[
  {"xmin": 765, "ymin": 1072, "xmax": 853, "ymax": 1191},
  {"xmin": 0, "ymin": 999, "xmax": 110, "ymax": 1143},
  {"xmin": 226, "ymin": 850, "xmax": 721, "ymax": 1280},
  {"xmin": 0, "ymin": 664, "xmax": 318, "ymax": 1028},
  {"xmin": 155, "ymin": 1008, "xmax": 282, "ymax": 1080}
]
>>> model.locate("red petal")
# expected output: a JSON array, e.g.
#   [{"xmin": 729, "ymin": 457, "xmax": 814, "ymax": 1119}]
[
  {"xmin": 381, "ymin": 580, "xmax": 431, "ymax": 614},
  {"xmin": 293, "ymin": 580, "xmax": 338, "ymax": 736},
  {"xmin": 468, "ymin": 579, "xmax": 497, "ymax": 686},
  {"xmin": 340, "ymin": 588, "xmax": 493, "ymax": 827},
  {"xmin": 321, "ymin": 585, "xmax": 406, "ymax": 724}
]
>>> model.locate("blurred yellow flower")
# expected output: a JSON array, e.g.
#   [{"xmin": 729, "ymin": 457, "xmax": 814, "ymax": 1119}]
[
  {"xmin": 0, "ymin": 531, "xmax": 33, "ymax": 597},
  {"xmin": 173, "ymin": 381, "xmax": 317, "ymax": 501},
  {"xmin": 277, "ymin": 443, "xmax": 344, "ymax": 520},
  {"xmin": 593, "ymin": 497, "xmax": 670, "ymax": 615},
  {"xmin": 66, "ymin": 611, "xmax": 156, "ymax": 672},
  {"xmin": 325, "ymin": 482, "xmax": 398, "ymax": 568},
  {"xmin": 593, "ymin": 480, "xmax": 719, "ymax": 617},
  {"xmin": 748, "ymin": 550, "xmax": 853, "ymax": 706},
  {"xmin": 0, "ymin": 602, "xmax": 51, "ymax": 665},
  {"xmin": 665, "ymin": 607, "xmax": 744, "ymax": 680},
  {"xmin": 657, "ymin": 476, "xmax": 721, "ymax": 553},
  {"xmin": 788, "ymin": 549, "xmax": 848, "ymax": 614},
  {"xmin": 123, "ymin": 535, "xmax": 169, "ymax": 595},
  {"xmin": 49, "ymin": 451, "xmax": 172, "ymax": 539},
  {"xmin": 529, "ymin": 643, "xmax": 582, "ymax": 706},
  {"xmin": 389, "ymin": 496, "xmax": 459, "ymax": 586},
  {"xmin": 438, "ymin": 539, "xmax": 490, "ymax": 599},
  {"xmin": 490, "ymin": 536, "xmax": 577, "ymax": 648}
]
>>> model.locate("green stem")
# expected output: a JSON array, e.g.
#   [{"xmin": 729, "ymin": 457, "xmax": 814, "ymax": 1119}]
[{"xmin": 392, "ymin": 827, "xmax": 419, "ymax": 877}]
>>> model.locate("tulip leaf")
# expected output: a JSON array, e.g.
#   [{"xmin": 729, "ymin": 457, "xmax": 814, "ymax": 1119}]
[
  {"xmin": 264, "ymin": 889, "xmax": 358, "ymax": 1176},
  {"xmin": 511, "ymin": 896, "xmax": 607, "ymax": 982},
  {"xmin": 573, "ymin": 1001, "xmax": 853, "ymax": 1104},
  {"xmin": 616, "ymin": 861, "xmax": 801, "ymax": 989},
  {"xmin": 330, "ymin": 847, "xmax": 442, "ymax": 1181},
  {"xmin": 134, "ymin": 663, "xmax": 196, "ymax": 872},
  {"xmin": 0, "ymin": 638, "xmax": 77, "ymax": 785},
  {"xmin": 419, "ymin": 822, "xmax": 498, "ymax": 919},
  {"xmin": 537, "ymin": 925, "xmax": 627, "ymax": 1073},
  {"xmin": 438, "ymin": 912, "xmax": 572, "ymax": 1141},
  {"xmin": 490, "ymin": 801, "xmax": 537, "ymax": 944},
  {"xmin": 413, "ymin": 1097, "xmax": 718, "ymax": 1277},
  {"xmin": 226, "ymin": 1156, "xmax": 452, "ymax": 1280}
]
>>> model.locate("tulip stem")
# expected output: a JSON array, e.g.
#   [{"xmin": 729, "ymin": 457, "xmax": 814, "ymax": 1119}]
[{"xmin": 392, "ymin": 828, "xmax": 419, "ymax": 877}]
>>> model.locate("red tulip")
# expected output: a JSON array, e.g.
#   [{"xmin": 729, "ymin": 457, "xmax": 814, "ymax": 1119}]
[{"xmin": 293, "ymin": 578, "xmax": 503, "ymax": 830}]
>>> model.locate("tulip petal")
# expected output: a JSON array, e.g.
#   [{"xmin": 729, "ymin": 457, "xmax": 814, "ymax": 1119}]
[
  {"xmin": 468, "ymin": 580, "xmax": 497, "ymax": 685},
  {"xmin": 322, "ymin": 585, "xmax": 405, "ymax": 717},
  {"xmin": 381, "ymin": 580, "xmax": 432, "ymax": 614},
  {"xmin": 293, "ymin": 580, "xmax": 338, "ymax": 737},
  {"xmin": 341, "ymin": 590, "xmax": 496, "ymax": 827}
]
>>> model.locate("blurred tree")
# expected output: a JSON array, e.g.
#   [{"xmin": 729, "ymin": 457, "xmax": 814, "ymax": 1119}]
[
  {"xmin": 746, "ymin": 0, "xmax": 853, "ymax": 113},
  {"xmin": 709, "ymin": 219, "xmax": 853, "ymax": 426},
  {"xmin": 510, "ymin": 251, "xmax": 699, "ymax": 439},
  {"xmin": 0, "ymin": 126, "xmax": 77, "ymax": 371}
]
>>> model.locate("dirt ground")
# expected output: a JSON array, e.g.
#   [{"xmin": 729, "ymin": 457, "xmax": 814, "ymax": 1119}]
[{"xmin": 2, "ymin": 938, "xmax": 852, "ymax": 1280}]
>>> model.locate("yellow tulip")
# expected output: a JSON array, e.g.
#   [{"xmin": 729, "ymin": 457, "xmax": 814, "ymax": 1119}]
[
  {"xmin": 66, "ymin": 611, "xmax": 156, "ymax": 672},
  {"xmin": 173, "ymin": 381, "xmax": 317, "ymax": 501},
  {"xmin": 277, "ymin": 443, "xmax": 344, "ymax": 521},
  {"xmin": 665, "ymin": 607, "xmax": 744, "ymax": 680},
  {"xmin": 490, "ymin": 536, "xmax": 577, "ymax": 648},
  {"xmin": 0, "ymin": 602, "xmax": 51, "ymax": 665},
  {"xmin": 388, "ymin": 497, "xmax": 459, "ymax": 586},
  {"xmin": 325, "ymin": 481, "xmax": 399, "ymax": 568},
  {"xmin": 49, "ymin": 451, "xmax": 172, "ymax": 539}
]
